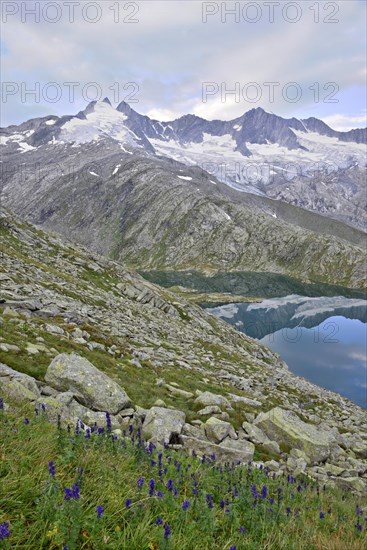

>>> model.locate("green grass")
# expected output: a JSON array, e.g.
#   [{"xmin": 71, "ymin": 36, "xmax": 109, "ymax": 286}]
[{"xmin": 0, "ymin": 402, "xmax": 366, "ymax": 550}]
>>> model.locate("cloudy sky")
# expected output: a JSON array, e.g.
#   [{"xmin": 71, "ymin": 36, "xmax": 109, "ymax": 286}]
[{"xmin": 1, "ymin": 0, "xmax": 366, "ymax": 129}]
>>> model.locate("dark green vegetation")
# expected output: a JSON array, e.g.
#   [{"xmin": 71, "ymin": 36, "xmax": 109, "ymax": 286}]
[{"xmin": 1, "ymin": 403, "xmax": 366, "ymax": 550}]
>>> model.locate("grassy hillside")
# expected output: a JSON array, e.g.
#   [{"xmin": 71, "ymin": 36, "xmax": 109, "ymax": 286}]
[{"xmin": 1, "ymin": 402, "xmax": 366, "ymax": 549}]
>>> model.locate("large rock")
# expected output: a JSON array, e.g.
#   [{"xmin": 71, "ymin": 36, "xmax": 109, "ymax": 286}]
[
  {"xmin": 182, "ymin": 435, "xmax": 254, "ymax": 464},
  {"xmin": 0, "ymin": 363, "xmax": 40, "ymax": 396},
  {"xmin": 334, "ymin": 477, "xmax": 367, "ymax": 497},
  {"xmin": 254, "ymin": 407, "xmax": 336, "ymax": 463},
  {"xmin": 194, "ymin": 391, "xmax": 231, "ymax": 410},
  {"xmin": 142, "ymin": 406, "xmax": 186, "ymax": 446},
  {"xmin": 241, "ymin": 421, "xmax": 281, "ymax": 455},
  {"xmin": 45, "ymin": 353, "xmax": 131, "ymax": 414},
  {"xmin": 1, "ymin": 378, "xmax": 39, "ymax": 403},
  {"xmin": 204, "ymin": 417, "xmax": 236, "ymax": 444}
]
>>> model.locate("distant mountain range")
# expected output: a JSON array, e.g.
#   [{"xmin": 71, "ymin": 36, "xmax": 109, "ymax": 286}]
[
  {"xmin": 1, "ymin": 100, "xmax": 366, "ymax": 289},
  {"xmin": 2, "ymin": 99, "xmax": 366, "ymax": 230}
]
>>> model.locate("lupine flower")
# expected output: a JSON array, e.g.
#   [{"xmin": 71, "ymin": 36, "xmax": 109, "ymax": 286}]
[
  {"xmin": 64, "ymin": 482, "xmax": 80, "ymax": 501},
  {"xmin": 41, "ymin": 403, "xmax": 46, "ymax": 412},
  {"xmin": 356, "ymin": 523, "xmax": 362, "ymax": 531},
  {"xmin": 230, "ymin": 546, "xmax": 236, "ymax": 550},
  {"xmin": 156, "ymin": 518, "xmax": 163, "ymax": 525},
  {"xmin": 96, "ymin": 505, "xmax": 104, "ymax": 519},
  {"xmin": 126, "ymin": 499, "xmax": 132, "ymax": 508},
  {"xmin": 164, "ymin": 525, "xmax": 171, "ymax": 539},
  {"xmin": 48, "ymin": 461, "xmax": 56, "ymax": 477},
  {"xmin": 167, "ymin": 479, "xmax": 174, "ymax": 491},
  {"xmin": 182, "ymin": 500, "xmax": 190, "ymax": 511},
  {"xmin": 106, "ymin": 412, "xmax": 112, "ymax": 432},
  {"xmin": 24, "ymin": 417, "xmax": 29, "ymax": 425},
  {"xmin": 206, "ymin": 494, "xmax": 214, "ymax": 509},
  {"xmin": 0, "ymin": 398, "xmax": 3, "ymax": 410},
  {"xmin": 239, "ymin": 526, "xmax": 246, "ymax": 534},
  {"xmin": 149, "ymin": 479, "xmax": 155, "ymax": 496},
  {"xmin": 261, "ymin": 485, "xmax": 267, "ymax": 499},
  {"xmin": 137, "ymin": 477, "xmax": 144, "ymax": 489},
  {"xmin": 320, "ymin": 512, "xmax": 325, "ymax": 519},
  {"xmin": 157, "ymin": 491, "xmax": 163, "ymax": 498},
  {"xmin": 0, "ymin": 522, "xmax": 10, "ymax": 540},
  {"xmin": 286, "ymin": 507, "xmax": 291, "ymax": 515},
  {"xmin": 35, "ymin": 408, "xmax": 39, "ymax": 416}
]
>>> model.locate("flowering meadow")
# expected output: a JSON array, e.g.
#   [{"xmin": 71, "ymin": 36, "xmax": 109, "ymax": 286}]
[{"xmin": 0, "ymin": 399, "xmax": 366, "ymax": 549}]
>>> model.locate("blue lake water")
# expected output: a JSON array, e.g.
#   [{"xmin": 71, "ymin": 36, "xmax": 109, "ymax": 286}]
[{"xmin": 207, "ymin": 296, "xmax": 367, "ymax": 409}]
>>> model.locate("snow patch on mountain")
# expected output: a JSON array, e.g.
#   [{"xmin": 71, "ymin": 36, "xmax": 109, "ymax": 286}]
[{"xmin": 59, "ymin": 101, "xmax": 141, "ymax": 147}]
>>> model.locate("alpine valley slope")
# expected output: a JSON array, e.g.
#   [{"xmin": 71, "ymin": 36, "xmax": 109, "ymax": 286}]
[
  {"xmin": 1, "ymin": 208, "xmax": 367, "ymax": 498},
  {"xmin": 1, "ymin": 100, "xmax": 366, "ymax": 289}
]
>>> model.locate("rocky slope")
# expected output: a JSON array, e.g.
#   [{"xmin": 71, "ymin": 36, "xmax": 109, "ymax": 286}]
[
  {"xmin": 1, "ymin": 132, "xmax": 366, "ymax": 289},
  {"xmin": 1, "ymin": 210, "xmax": 366, "ymax": 495}
]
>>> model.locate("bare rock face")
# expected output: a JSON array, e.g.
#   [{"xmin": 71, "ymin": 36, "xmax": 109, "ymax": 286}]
[
  {"xmin": 254, "ymin": 407, "xmax": 337, "ymax": 463},
  {"xmin": 142, "ymin": 406, "xmax": 186, "ymax": 447},
  {"xmin": 181, "ymin": 435, "xmax": 255, "ymax": 464},
  {"xmin": 45, "ymin": 353, "xmax": 131, "ymax": 414}
]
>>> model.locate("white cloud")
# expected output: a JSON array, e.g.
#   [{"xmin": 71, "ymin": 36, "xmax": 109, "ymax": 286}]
[
  {"xmin": 322, "ymin": 113, "xmax": 367, "ymax": 131},
  {"xmin": 1, "ymin": 0, "xmax": 366, "ymax": 125}
]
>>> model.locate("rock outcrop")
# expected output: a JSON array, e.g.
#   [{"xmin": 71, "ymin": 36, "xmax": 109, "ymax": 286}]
[
  {"xmin": 254, "ymin": 407, "xmax": 336, "ymax": 463},
  {"xmin": 142, "ymin": 407, "xmax": 186, "ymax": 447},
  {"xmin": 45, "ymin": 353, "xmax": 131, "ymax": 414}
]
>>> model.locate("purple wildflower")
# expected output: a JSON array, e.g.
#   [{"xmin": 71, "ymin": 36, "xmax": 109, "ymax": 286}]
[
  {"xmin": 106, "ymin": 412, "xmax": 112, "ymax": 432},
  {"xmin": 239, "ymin": 526, "xmax": 246, "ymax": 534},
  {"xmin": 64, "ymin": 482, "xmax": 80, "ymax": 501},
  {"xmin": 164, "ymin": 525, "xmax": 171, "ymax": 539},
  {"xmin": 24, "ymin": 418, "xmax": 29, "ymax": 425},
  {"xmin": 206, "ymin": 494, "xmax": 214, "ymax": 509},
  {"xmin": 356, "ymin": 523, "xmax": 362, "ymax": 531},
  {"xmin": 156, "ymin": 518, "xmax": 163, "ymax": 525},
  {"xmin": 157, "ymin": 491, "xmax": 163, "ymax": 498},
  {"xmin": 261, "ymin": 485, "xmax": 267, "ymax": 499},
  {"xmin": 137, "ymin": 477, "xmax": 144, "ymax": 489},
  {"xmin": 167, "ymin": 479, "xmax": 174, "ymax": 491},
  {"xmin": 182, "ymin": 500, "xmax": 190, "ymax": 511},
  {"xmin": 320, "ymin": 512, "xmax": 325, "ymax": 519},
  {"xmin": 0, "ymin": 522, "xmax": 10, "ymax": 540},
  {"xmin": 149, "ymin": 479, "xmax": 155, "ymax": 496},
  {"xmin": 48, "ymin": 461, "xmax": 56, "ymax": 477},
  {"xmin": 96, "ymin": 505, "xmax": 104, "ymax": 519}
]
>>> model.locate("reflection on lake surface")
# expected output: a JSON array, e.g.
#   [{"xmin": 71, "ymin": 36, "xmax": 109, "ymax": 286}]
[{"xmin": 208, "ymin": 296, "xmax": 367, "ymax": 410}]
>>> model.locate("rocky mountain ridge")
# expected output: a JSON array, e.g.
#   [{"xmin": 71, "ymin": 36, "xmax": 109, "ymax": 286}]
[{"xmin": 1, "ymin": 100, "xmax": 366, "ymax": 229}]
